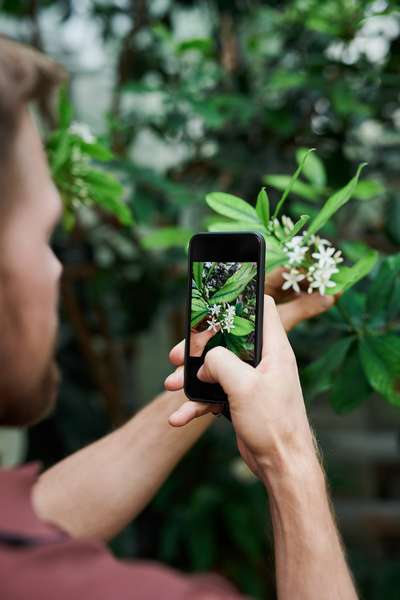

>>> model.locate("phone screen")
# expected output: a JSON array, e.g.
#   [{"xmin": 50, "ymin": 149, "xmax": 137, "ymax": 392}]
[
  {"xmin": 190, "ymin": 261, "xmax": 258, "ymax": 363},
  {"xmin": 185, "ymin": 233, "xmax": 265, "ymax": 403}
]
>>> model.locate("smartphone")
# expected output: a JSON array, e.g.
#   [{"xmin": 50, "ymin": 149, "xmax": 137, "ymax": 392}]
[{"xmin": 184, "ymin": 232, "xmax": 266, "ymax": 404}]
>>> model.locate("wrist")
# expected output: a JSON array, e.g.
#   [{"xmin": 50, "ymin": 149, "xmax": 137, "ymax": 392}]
[{"xmin": 257, "ymin": 434, "xmax": 325, "ymax": 494}]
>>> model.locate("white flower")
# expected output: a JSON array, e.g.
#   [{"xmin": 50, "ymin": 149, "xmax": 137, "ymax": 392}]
[
  {"xmin": 207, "ymin": 316, "xmax": 219, "ymax": 332},
  {"xmin": 334, "ymin": 250, "xmax": 344, "ymax": 264},
  {"xmin": 282, "ymin": 215, "xmax": 294, "ymax": 234},
  {"xmin": 209, "ymin": 304, "xmax": 221, "ymax": 316},
  {"xmin": 312, "ymin": 245, "xmax": 336, "ymax": 265},
  {"xmin": 204, "ymin": 262, "xmax": 212, "ymax": 268},
  {"xmin": 285, "ymin": 235, "xmax": 303, "ymax": 250},
  {"xmin": 310, "ymin": 234, "xmax": 331, "ymax": 247},
  {"xmin": 286, "ymin": 244, "xmax": 308, "ymax": 266},
  {"xmin": 69, "ymin": 121, "xmax": 95, "ymax": 144},
  {"xmin": 282, "ymin": 269, "xmax": 305, "ymax": 293},
  {"xmin": 307, "ymin": 266, "xmax": 337, "ymax": 295}
]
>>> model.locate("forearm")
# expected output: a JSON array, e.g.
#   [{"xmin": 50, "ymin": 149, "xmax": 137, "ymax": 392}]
[
  {"xmin": 32, "ymin": 390, "xmax": 213, "ymax": 541},
  {"xmin": 263, "ymin": 450, "xmax": 358, "ymax": 600}
]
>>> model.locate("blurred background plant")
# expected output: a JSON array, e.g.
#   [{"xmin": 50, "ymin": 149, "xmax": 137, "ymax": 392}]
[{"xmin": 0, "ymin": 1, "xmax": 399, "ymax": 598}]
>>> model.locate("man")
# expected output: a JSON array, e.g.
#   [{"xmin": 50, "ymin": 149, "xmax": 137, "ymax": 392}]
[{"xmin": 0, "ymin": 36, "xmax": 358, "ymax": 599}]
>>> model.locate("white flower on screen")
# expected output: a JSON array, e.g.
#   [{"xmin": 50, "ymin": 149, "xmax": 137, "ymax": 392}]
[
  {"xmin": 225, "ymin": 304, "xmax": 236, "ymax": 318},
  {"xmin": 209, "ymin": 304, "xmax": 221, "ymax": 316},
  {"xmin": 207, "ymin": 316, "xmax": 219, "ymax": 332},
  {"xmin": 69, "ymin": 121, "xmax": 95, "ymax": 144},
  {"xmin": 282, "ymin": 269, "xmax": 305, "ymax": 293},
  {"xmin": 204, "ymin": 262, "xmax": 212, "ymax": 268},
  {"xmin": 222, "ymin": 304, "xmax": 236, "ymax": 333}
]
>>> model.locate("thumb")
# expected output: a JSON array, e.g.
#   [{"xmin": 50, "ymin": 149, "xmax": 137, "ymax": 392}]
[{"xmin": 197, "ymin": 346, "xmax": 254, "ymax": 397}]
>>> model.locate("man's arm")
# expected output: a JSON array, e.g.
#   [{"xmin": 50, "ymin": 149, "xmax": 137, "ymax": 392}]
[
  {"xmin": 32, "ymin": 390, "xmax": 214, "ymax": 541},
  {"xmin": 264, "ymin": 451, "xmax": 357, "ymax": 599},
  {"xmin": 170, "ymin": 296, "xmax": 358, "ymax": 600}
]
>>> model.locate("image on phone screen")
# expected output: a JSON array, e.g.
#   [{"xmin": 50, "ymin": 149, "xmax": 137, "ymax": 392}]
[{"xmin": 190, "ymin": 261, "xmax": 257, "ymax": 364}]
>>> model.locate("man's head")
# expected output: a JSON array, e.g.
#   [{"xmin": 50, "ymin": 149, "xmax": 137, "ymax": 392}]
[{"xmin": 0, "ymin": 37, "xmax": 66, "ymax": 426}]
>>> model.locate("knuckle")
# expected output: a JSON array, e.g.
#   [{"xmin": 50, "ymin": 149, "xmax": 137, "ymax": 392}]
[
  {"xmin": 205, "ymin": 346, "xmax": 225, "ymax": 363},
  {"xmin": 281, "ymin": 347, "xmax": 297, "ymax": 370},
  {"xmin": 236, "ymin": 371, "xmax": 261, "ymax": 397}
]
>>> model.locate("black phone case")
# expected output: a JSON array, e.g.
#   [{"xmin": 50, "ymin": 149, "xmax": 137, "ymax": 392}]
[{"xmin": 184, "ymin": 232, "xmax": 266, "ymax": 406}]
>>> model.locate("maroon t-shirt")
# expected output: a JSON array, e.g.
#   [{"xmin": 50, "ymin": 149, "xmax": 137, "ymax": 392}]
[{"xmin": 0, "ymin": 464, "xmax": 243, "ymax": 599}]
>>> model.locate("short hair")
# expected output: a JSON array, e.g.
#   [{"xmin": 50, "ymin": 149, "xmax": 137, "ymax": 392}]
[{"xmin": 0, "ymin": 35, "xmax": 66, "ymax": 161}]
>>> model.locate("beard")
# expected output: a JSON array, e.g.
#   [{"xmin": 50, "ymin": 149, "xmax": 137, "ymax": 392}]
[{"xmin": 0, "ymin": 358, "xmax": 61, "ymax": 428}]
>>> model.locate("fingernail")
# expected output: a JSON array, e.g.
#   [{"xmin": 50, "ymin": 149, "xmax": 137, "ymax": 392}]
[{"xmin": 197, "ymin": 366, "xmax": 205, "ymax": 381}]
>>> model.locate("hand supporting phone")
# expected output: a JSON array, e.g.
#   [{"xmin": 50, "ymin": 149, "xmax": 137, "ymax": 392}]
[{"xmin": 184, "ymin": 232, "xmax": 265, "ymax": 405}]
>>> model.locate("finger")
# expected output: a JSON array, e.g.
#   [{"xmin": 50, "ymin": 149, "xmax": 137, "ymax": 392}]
[
  {"xmin": 169, "ymin": 340, "xmax": 185, "ymax": 367},
  {"xmin": 164, "ymin": 366, "xmax": 184, "ymax": 391},
  {"xmin": 190, "ymin": 327, "xmax": 219, "ymax": 357},
  {"xmin": 168, "ymin": 401, "xmax": 221, "ymax": 427},
  {"xmin": 197, "ymin": 346, "xmax": 254, "ymax": 395},
  {"xmin": 277, "ymin": 293, "xmax": 334, "ymax": 332},
  {"xmin": 260, "ymin": 294, "xmax": 293, "ymax": 364}
]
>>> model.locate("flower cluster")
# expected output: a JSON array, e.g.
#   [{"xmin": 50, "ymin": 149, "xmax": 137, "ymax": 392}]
[
  {"xmin": 282, "ymin": 231, "xmax": 343, "ymax": 295},
  {"xmin": 207, "ymin": 303, "xmax": 236, "ymax": 333}
]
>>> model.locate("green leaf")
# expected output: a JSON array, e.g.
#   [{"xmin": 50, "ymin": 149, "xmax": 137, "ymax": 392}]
[
  {"xmin": 366, "ymin": 257, "xmax": 399, "ymax": 317},
  {"xmin": 296, "ymin": 147, "xmax": 326, "ymax": 188},
  {"xmin": 359, "ymin": 335, "xmax": 400, "ymax": 406},
  {"xmin": 48, "ymin": 131, "xmax": 71, "ymax": 175},
  {"xmin": 272, "ymin": 148, "xmax": 317, "ymax": 218},
  {"xmin": 305, "ymin": 163, "xmax": 367, "ymax": 238},
  {"xmin": 264, "ymin": 175, "xmax": 319, "ymax": 201},
  {"xmin": 58, "ymin": 86, "xmax": 73, "ymax": 129},
  {"xmin": 330, "ymin": 345, "xmax": 370, "ymax": 414},
  {"xmin": 192, "ymin": 261, "xmax": 203, "ymax": 292},
  {"xmin": 78, "ymin": 140, "xmax": 114, "ymax": 161},
  {"xmin": 95, "ymin": 193, "xmax": 134, "ymax": 226},
  {"xmin": 206, "ymin": 192, "xmax": 259, "ymax": 223},
  {"xmin": 210, "ymin": 263, "xmax": 257, "ymax": 304},
  {"xmin": 353, "ymin": 179, "xmax": 385, "ymax": 200},
  {"xmin": 191, "ymin": 309, "xmax": 208, "ymax": 328},
  {"xmin": 207, "ymin": 221, "xmax": 267, "ymax": 233},
  {"xmin": 231, "ymin": 315, "xmax": 254, "ymax": 336},
  {"xmin": 84, "ymin": 169, "xmax": 124, "ymax": 194},
  {"xmin": 225, "ymin": 334, "xmax": 253, "ymax": 358},
  {"xmin": 255, "ymin": 188, "xmax": 270, "ymax": 226},
  {"xmin": 176, "ymin": 37, "xmax": 214, "ymax": 56},
  {"xmin": 141, "ymin": 227, "xmax": 193, "ymax": 250},
  {"xmin": 327, "ymin": 250, "xmax": 378, "ymax": 295},
  {"xmin": 284, "ymin": 214, "xmax": 310, "ymax": 241},
  {"xmin": 302, "ymin": 336, "xmax": 354, "ymax": 398},
  {"xmin": 264, "ymin": 236, "xmax": 287, "ymax": 273},
  {"xmin": 341, "ymin": 240, "xmax": 373, "ymax": 262}
]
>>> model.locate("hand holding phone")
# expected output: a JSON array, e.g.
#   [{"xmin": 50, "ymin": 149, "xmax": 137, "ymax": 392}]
[{"xmin": 165, "ymin": 261, "xmax": 335, "ymax": 425}]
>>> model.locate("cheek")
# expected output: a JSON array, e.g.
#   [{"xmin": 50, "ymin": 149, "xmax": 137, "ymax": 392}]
[{"xmin": 4, "ymin": 241, "xmax": 60, "ymax": 348}]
